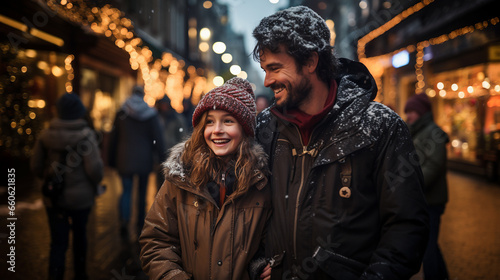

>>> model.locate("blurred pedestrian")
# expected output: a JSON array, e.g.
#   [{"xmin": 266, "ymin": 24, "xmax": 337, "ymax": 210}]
[
  {"xmin": 108, "ymin": 85, "xmax": 165, "ymax": 241},
  {"xmin": 252, "ymin": 6, "xmax": 429, "ymax": 279},
  {"xmin": 255, "ymin": 94, "xmax": 271, "ymax": 115},
  {"xmin": 31, "ymin": 93, "xmax": 104, "ymax": 280},
  {"xmin": 405, "ymin": 93, "xmax": 450, "ymax": 280},
  {"xmin": 139, "ymin": 77, "xmax": 271, "ymax": 280},
  {"xmin": 155, "ymin": 95, "xmax": 188, "ymax": 188},
  {"xmin": 182, "ymin": 97, "xmax": 195, "ymax": 132}
]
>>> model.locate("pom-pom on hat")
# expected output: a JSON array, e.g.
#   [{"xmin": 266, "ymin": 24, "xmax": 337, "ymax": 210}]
[
  {"xmin": 56, "ymin": 93, "xmax": 86, "ymax": 120},
  {"xmin": 192, "ymin": 77, "xmax": 256, "ymax": 137},
  {"xmin": 404, "ymin": 93, "xmax": 432, "ymax": 116}
]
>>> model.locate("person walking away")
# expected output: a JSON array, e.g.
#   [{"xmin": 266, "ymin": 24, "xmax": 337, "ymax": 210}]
[
  {"xmin": 155, "ymin": 95, "xmax": 188, "ymax": 188},
  {"xmin": 31, "ymin": 93, "xmax": 104, "ymax": 280},
  {"xmin": 108, "ymin": 85, "xmax": 165, "ymax": 241},
  {"xmin": 182, "ymin": 97, "xmax": 195, "ymax": 133},
  {"xmin": 139, "ymin": 77, "xmax": 272, "ymax": 280},
  {"xmin": 405, "ymin": 93, "xmax": 450, "ymax": 280},
  {"xmin": 253, "ymin": 6, "xmax": 429, "ymax": 280}
]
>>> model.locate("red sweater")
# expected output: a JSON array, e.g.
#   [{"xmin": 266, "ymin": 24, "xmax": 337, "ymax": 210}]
[{"xmin": 271, "ymin": 80, "xmax": 337, "ymax": 146}]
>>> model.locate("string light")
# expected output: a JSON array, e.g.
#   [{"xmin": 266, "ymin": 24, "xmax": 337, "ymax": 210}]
[
  {"xmin": 360, "ymin": 16, "xmax": 500, "ymax": 99},
  {"xmin": 45, "ymin": 0, "xmax": 209, "ymax": 111},
  {"xmin": 358, "ymin": 0, "xmax": 435, "ymax": 59},
  {"xmin": 415, "ymin": 42, "xmax": 425, "ymax": 94}
]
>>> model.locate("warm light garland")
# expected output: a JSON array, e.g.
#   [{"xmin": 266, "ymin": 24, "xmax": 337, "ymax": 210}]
[
  {"xmin": 44, "ymin": 0, "xmax": 209, "ymax": 111},
  {"xmin": 360, "ymin": 16, "xmax": 500, "ymax": 98},
  {"xmin": 415, "ymin": 42, "xmax": 425, "ymax": 94},
  {"xmin": 358, "ymin": 0, "xmax": 434, "ymax": 59}
]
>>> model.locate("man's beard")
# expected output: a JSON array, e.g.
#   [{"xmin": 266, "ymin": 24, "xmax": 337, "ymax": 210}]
[{"xmin": 276, "ymin": 76, "xmax": 312, "ymax": 111}]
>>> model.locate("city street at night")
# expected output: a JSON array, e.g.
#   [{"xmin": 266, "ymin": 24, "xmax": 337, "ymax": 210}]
[
  {"xmin": 1, "ymin": 167, "xmax": 500, "ymax": 279},
  {"xmin": 2, "ymin": 0, "xmax": 500, "ymax": 279}
]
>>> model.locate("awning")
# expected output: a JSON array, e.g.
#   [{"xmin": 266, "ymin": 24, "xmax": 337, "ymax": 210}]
[{"xmin": 364, "ymin": 0, "xmax": 498, "ymax": 58}]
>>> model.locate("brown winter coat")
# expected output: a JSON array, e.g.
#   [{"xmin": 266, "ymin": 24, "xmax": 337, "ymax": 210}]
[{"xmin": 139, "ymin": 142, "xmax": 271, "ymax": 280}]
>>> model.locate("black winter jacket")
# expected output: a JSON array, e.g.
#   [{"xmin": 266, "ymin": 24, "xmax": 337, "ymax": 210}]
[
  {"xmin": 409, "ymin": 112, "xmax": 449, "ymax": 206},
  {"xmin": 256, "ymin": 58, "xmax": 429, "ymax": 280}
]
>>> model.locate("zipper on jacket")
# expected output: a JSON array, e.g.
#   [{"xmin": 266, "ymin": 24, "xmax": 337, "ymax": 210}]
[
  {"xmin": 292, "ymin": 125, "xmax": 307, "ymax": 260},
  {"xmin": 194, "ymin": 209, "xmax": 200, "ymax": 250},
  {"xmin": 220, "ymin": 173, "xmax": 226, "ymax": 207},
  {"xmin": 293, "ymin": 154, "xmax": 307, "ymax": 259},
  {"xmin": 290, "ymin": 125, "xmax": 362, "ymax": 258},
  {"xmin": 290, "ymin": 124, "xmax": 326, "ymax": 259}
]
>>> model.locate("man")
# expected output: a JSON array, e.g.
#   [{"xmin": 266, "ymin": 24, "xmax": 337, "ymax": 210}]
[
  {"xmin": 253, "ymin": 6, "xmax": 429, "ymax": 280},
  {"xmin": 109, "ymin": 85, "xmax": 165, "ymax": 241},
  {"xmin": 405, "ymin": 93, "xmax": 449, "ymax": 280},
  {"xmin": 155, "ymin": 95, "xmax": 188, "ymax": 188}
]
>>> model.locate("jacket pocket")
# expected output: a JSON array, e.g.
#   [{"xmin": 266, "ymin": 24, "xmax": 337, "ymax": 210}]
[
  {"xmin": 312, "ymin": 246, "xmax": 366, "ymax": 279},
  {"xmin": 235, "ymin": 199, "xmax": 268, "ymax": 253}
]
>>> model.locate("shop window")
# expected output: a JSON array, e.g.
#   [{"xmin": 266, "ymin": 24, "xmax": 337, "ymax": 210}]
[
  {"xmin": 439, "ymin": 98, "xmax": 480, "ymax": 163},
  {"xmin": 0, "ymin": 44, "xmax": 70, "ymax": 157},
  {"xmin": 80, "ymin": 68, "xmax": 118, "ymax": 133}
]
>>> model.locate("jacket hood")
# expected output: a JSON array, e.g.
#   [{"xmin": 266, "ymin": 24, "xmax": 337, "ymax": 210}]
[
  {"xmin": 257, "ymin": 58, "xmax": 401, "ymax": 163},
  {"xmin": 162, "ymin": 140, "xmax": 268, "ymax": 190},
  {"xmin": 326, "ymin": 58, "xmax": 378, "ymax": 132},
  {"xmin": 121, "ymin": 95, "xmax": 157, "ymax": 121},
  {"xmin": 40, "ymin": 119, "xmax": 95, "ymax": 151}
]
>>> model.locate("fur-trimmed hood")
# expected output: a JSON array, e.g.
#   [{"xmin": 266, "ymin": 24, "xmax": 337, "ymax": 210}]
[{"xmin": 162, "ymin": 140, "xmax": 269, "ymax": 190}]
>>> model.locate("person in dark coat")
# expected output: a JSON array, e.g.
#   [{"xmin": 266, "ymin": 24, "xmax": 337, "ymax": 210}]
[
  {"xmin": 155, "ymin": 95, "xmax": 188, "ymax": 188},
  {"xmin": 31, "ymin": 93, "xmax": 104, "ymax": 280},
  {"xmin": 109, "ymin": 85, "xmax": 165, "ymax": 240},
  {"xmin": 252, "ymin": 6, "xmax": 429, "ymax": 280},
  {"xmin": 182, "ymin": 97, "xmax": 195, "ymax": 133},
  {"xmin": 405, "ymin": 93, "xmax": 450, "ymax": 280}
]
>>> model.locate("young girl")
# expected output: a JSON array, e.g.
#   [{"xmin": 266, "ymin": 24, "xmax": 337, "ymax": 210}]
[{"xmin": 139, "ymin": 78, "xmax": 271, "ymax": 280}]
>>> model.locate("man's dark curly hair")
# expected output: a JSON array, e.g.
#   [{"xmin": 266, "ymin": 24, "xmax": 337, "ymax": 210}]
[{"xmin": 252, "ymin": 6, "xmax": 338, "ymax": 85}]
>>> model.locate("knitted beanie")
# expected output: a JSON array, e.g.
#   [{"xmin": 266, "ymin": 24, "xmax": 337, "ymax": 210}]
[
  {"xmin": 132, "ymin": 85, "xmax": 145, "ymax": 96},
  {"xmin": 56, "ymin": 93, "xmax": 86, "ymax": 120},
  {"xmin": 192, "ymin": 77, "xmax": 256, "ymax": 136},
  {"xmin": 404, "ymin": 93, "xmax": 432, "ymax": 116},
  {"xmin": 253, "ymin": 5, "xmax": 330, "ymax": 53}
]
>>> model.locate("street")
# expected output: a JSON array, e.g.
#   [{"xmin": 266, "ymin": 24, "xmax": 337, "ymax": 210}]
[
  {"xmin": 1, "ymin": 167, "xmax": 499, "ymax": 279},
  {"xmin": 440, "ymin": 171, "xmax": 500, "ymax": 279}
]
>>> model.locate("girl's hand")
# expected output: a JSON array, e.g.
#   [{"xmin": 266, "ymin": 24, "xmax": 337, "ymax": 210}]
[{"xmin": 260, "ymin": 263, "xmax": 271, "ymax": 280}]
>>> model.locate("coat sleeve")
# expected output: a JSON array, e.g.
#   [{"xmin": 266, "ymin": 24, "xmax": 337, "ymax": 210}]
[
  {"xmin": 139, "ymin": 180, "xmax": 191, "ymax": 280},
  {"xmin": 418, "ymin": 126, "xmax": 448, "ymax": 190},
  {"xmin": 30, "ymin": 137, "xmax": 46, "ymax": 178},
  {"xmin": 361, "ymin": 118, "xmax": 429, "ymax": 280},
  {"xmin": 151, "ymin": 115, "xmax": 167, "ymax": 164},
  {"xmin": 248, "ymin": 193, "xmax": 273, "ymax": 280},
  {"xmin": 82, "ymin": 129, "xmax": 104, "ymax": 186}
]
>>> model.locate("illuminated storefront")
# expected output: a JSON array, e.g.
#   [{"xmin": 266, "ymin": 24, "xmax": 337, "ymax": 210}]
[
  {"xmin": 358, "ymin": 0, "xmax": 499, "ymax": 175},
  {"xmin": 1, "ymin": 0, "xmax": 211, "ymax": 160},
  {"xmin": 429, "ymin": 63, "xmax": 500, "ymax": 164}
]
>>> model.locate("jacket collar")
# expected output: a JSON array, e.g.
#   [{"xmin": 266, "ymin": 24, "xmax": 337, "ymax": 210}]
[
  {"xmin": 408, "ymin": 112, "xmax": 433, "ymax": 136},
  {"xmin": 162, "ymin": 141, "xmax": 268, "ymax": 194},
  {"xmin": 259, "ymin": 58, "xmax": 386, "ymax": 165}
]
